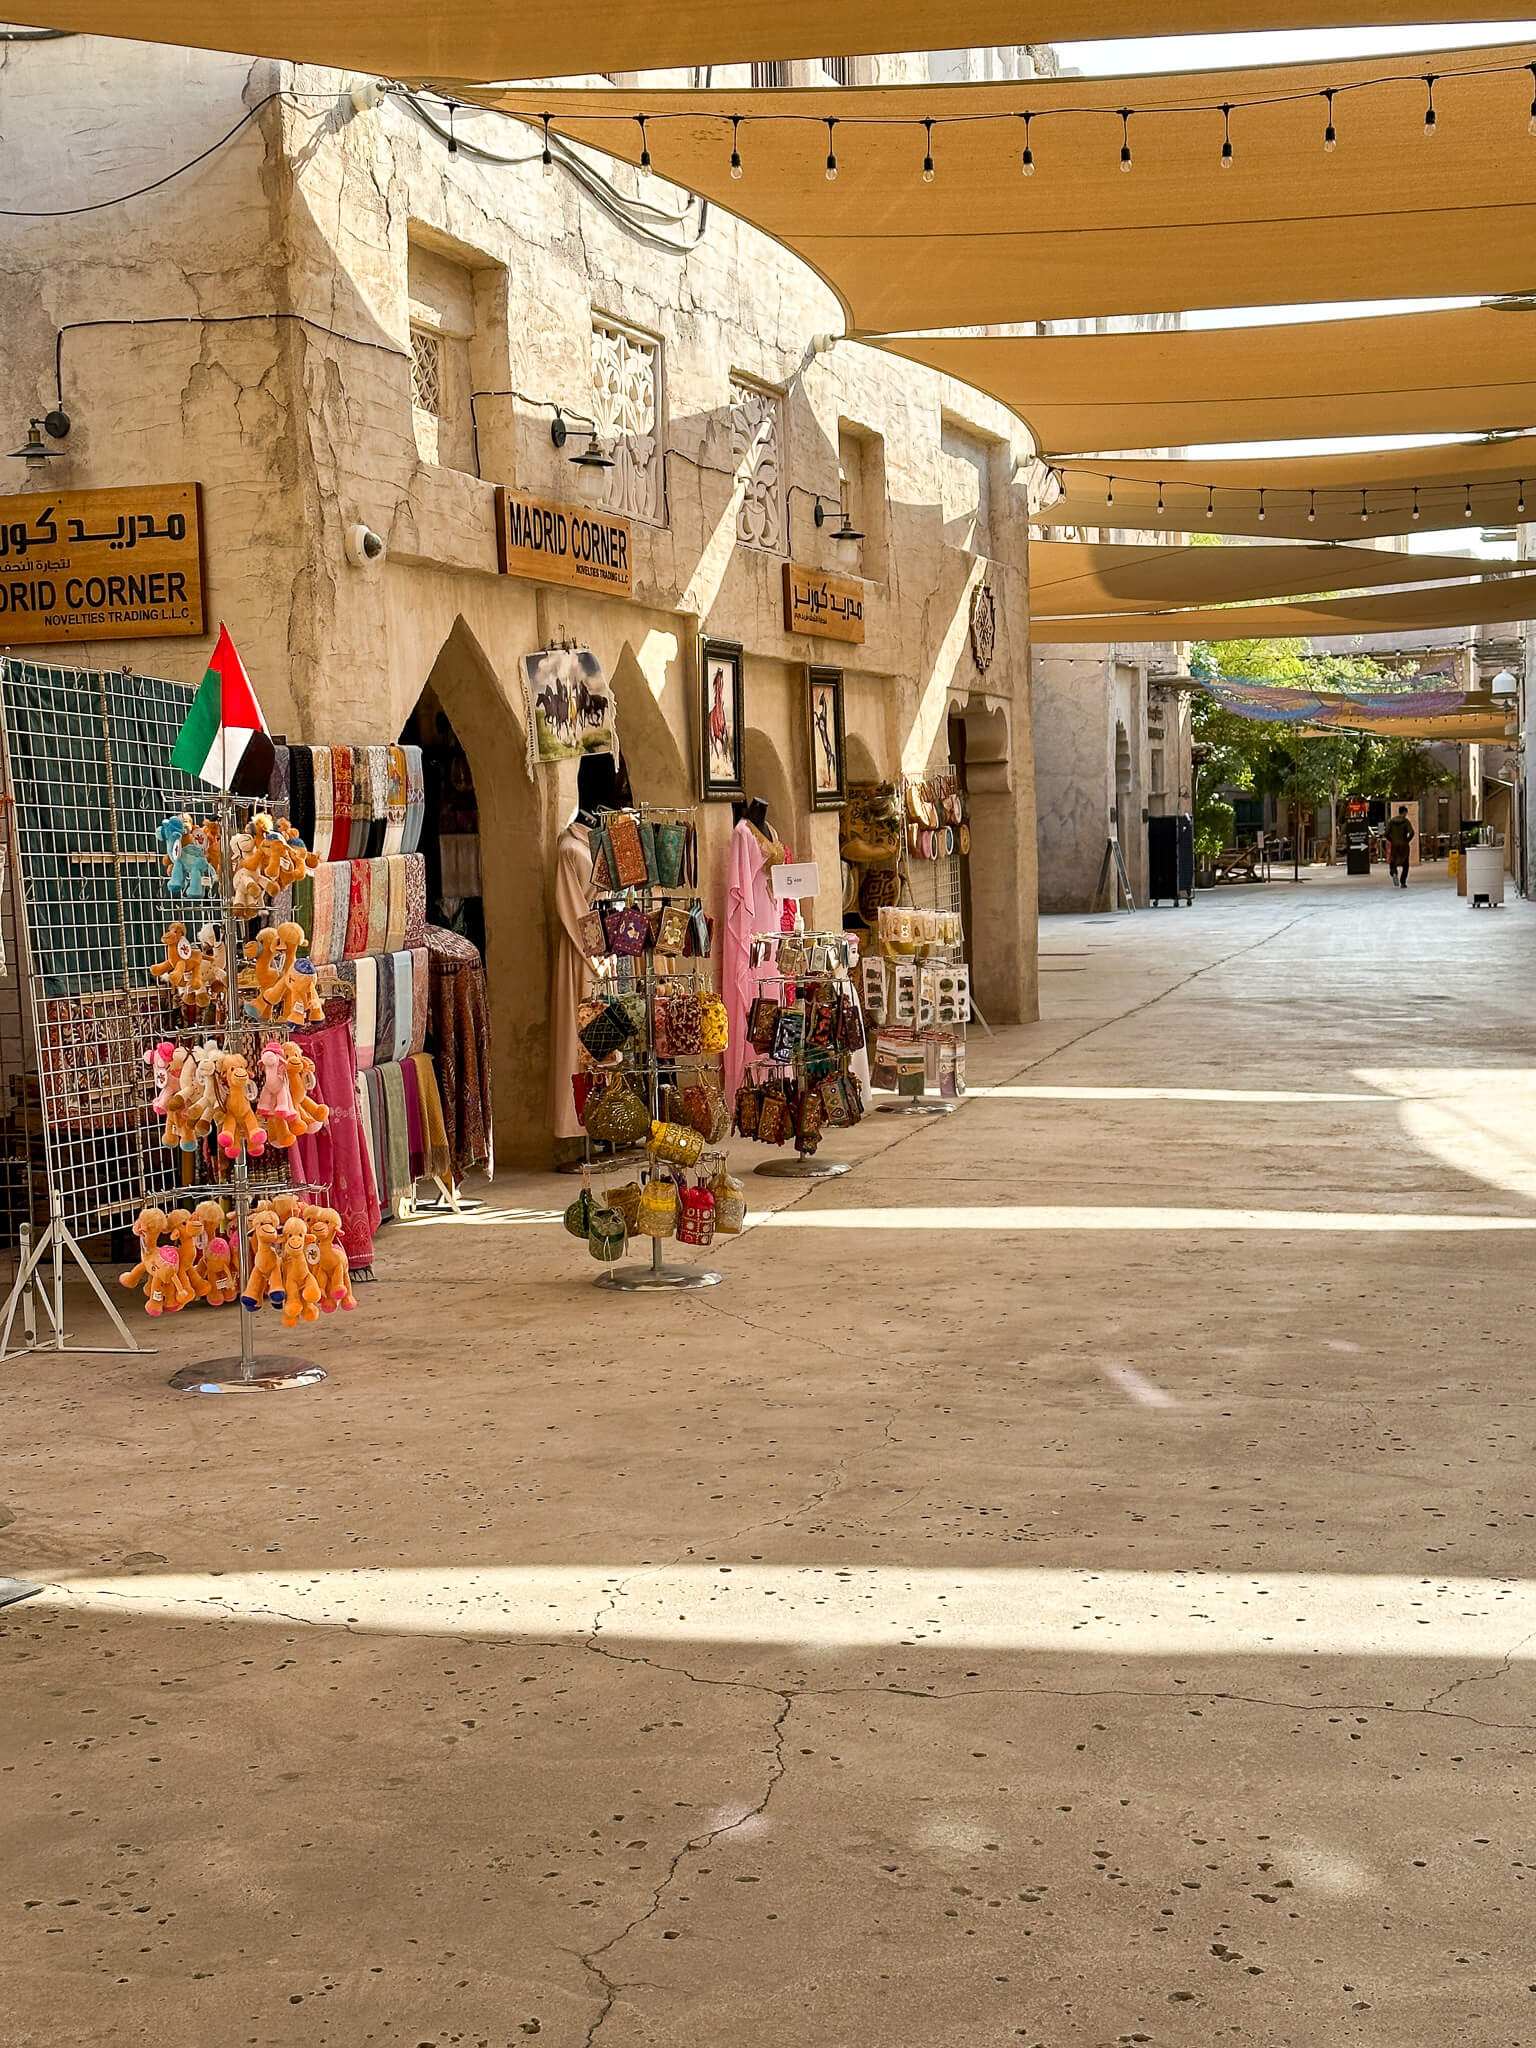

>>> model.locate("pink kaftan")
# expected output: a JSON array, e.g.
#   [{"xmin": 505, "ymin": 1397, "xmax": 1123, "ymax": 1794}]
[{"xmin": 723, "ymin": 820, "xmax": 785, "ymax": 1101}]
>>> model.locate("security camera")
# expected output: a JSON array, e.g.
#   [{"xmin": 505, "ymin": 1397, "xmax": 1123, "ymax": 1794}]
[{"xmin": 345, "ymin": 523, "xmax": 385, "ymax": 566}]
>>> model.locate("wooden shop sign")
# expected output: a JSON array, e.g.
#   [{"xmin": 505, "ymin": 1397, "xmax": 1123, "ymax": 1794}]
[
  {"xmin": 495, "ymin": 487, "xmax": 632, "ymax": 597},
  {"xmin": 0, "ymin": 483, "xmax": 205, "ymax": 644},
  {"xmin": 782, "ymin": 560, "xmax": 866, "ymax": 644}
]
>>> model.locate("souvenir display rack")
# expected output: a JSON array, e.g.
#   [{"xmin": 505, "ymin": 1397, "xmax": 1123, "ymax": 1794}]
[
  {"xmin": 577, "ymin": 802, "xmax": 723, "ymax": 1290},
  {"xmin": 739, "ymin": 930, "xmax": 865, "ymax": 1181}
]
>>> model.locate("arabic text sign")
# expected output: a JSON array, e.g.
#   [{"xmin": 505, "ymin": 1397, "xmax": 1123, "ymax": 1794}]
[
  {"xmin": 783, "ymin": 562, "xmax": 866, "ymax": 644},
  {"xmin": 496, "ymin": 488, "xmax": 633, "ymax": 597},
  {"xmin": 0, "ymin": 484, "xmax": 204, "ymax": 645}
]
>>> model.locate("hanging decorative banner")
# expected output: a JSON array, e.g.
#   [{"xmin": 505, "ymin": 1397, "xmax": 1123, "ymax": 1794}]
[
  {"xmin": 783, "ymin": 561, "xmax": 866, "ymax": 644},
  {"xmin": 496, "ymin": 488, "xmax": 632, "ymax": 596},
  {"xmin": 0, "ymin": 484, "xmax": 204, "ymax": 644},
  {"xmin": 518, "ymin": 645, "xmax": 619, "ymax": 774}
]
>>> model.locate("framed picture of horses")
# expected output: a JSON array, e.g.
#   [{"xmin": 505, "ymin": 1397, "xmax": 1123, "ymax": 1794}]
[
  {"xmin": 699, "ymin": 636, "xmax": 745, "ymax": 802},
  {"xmin": 519, "ymin": 646, "xmax": 618, "ymax": 766},
  {"xmin": 806, "ymin": 665, "xmax": 847, "ymax": 811}
]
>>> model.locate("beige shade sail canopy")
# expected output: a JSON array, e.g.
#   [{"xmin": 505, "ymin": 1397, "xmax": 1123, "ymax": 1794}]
[
  {"xmin": 22, "ymin": 0, "xmax": 1536, "ymax": 82},
  {"xmin": 1030, "ymin": 540, "xmax": 1519, "ymax": 615},
  {"xmin": 470, "ymin": 50, "xmax": 1536, "ymax": 326},
  {"xmin": 1031, "ymin": 567, "xmax": 1536, "ymax": 642},
  {"xmin": 1043, "ymin": 434, "xmax": 1536, "ymax": 541},
  {"xmin": 874, "ymin": 310, "xmax": 1536, "ymax": 458}
]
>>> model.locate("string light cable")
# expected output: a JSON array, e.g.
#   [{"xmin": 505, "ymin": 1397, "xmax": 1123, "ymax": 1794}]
[
  {"xmin": 1036, "ymin": 458, "xmax": 1530, "ymax": 529},
  {"xmin": 503, "ymin": 51, "xmax": 1536, "ymax": 183}
]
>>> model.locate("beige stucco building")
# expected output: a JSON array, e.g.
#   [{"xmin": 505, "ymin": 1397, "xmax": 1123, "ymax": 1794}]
[{"xmin": 1, "ymin": 38, "xmax": 1043, "ymax": 1162}]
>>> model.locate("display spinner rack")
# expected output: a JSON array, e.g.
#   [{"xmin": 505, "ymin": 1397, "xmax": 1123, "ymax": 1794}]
[
  {"xmin": 585, "ymin": 804, "xmax": 721, "ymax": 1291},
  {"xmin": 746, "ymin": 930, "xmax": 857, "ymax": 1181},
  {"xmin": 871, "ymin": 772, "xmax": 977, "ymax": 1119},
  {"xmin": 0, "ymin": 660, "xmax": 322, "ymax": 1387}
]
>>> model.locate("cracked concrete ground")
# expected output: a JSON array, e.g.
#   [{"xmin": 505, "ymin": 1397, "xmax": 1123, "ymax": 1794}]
[{"xmin": 3, "ymin": 866, "xmax": 1535, "ymax": 2047}]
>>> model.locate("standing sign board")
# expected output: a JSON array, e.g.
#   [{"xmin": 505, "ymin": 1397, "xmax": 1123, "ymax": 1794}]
[{"xmin": 0, "ymin": 485, "xmax": 205, "ymax": 644}]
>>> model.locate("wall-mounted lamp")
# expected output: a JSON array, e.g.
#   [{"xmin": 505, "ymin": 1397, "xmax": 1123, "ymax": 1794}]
[
  {"xmin": 813, "ymin": 495, "xmax": 863, "ymax": 563},
  {"xmin": 551, "ymin": 407, "xmax": 614, "ymax": 471},
  {"xmin": 7, "ymin": 417, "xmax": 67, "ymax": 473}
]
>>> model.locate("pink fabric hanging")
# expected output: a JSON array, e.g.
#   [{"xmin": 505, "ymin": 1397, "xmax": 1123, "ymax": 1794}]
[
  {"xmin": 723, "ymin": 821, "xmax": 783, "ymax": 1102},
  {"xmin": 292, "ymin": 1020, "xmax": 381, "ymax": 1272}
]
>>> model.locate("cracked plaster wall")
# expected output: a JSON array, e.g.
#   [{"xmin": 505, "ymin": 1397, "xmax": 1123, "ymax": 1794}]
[{"xmin": 1, "ymin": 40, "xmax": 1040, "ymax": 1156}]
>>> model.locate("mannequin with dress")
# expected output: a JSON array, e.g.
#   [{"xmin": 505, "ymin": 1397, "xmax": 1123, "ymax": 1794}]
[
  {"xmin": 724, "ymin": 797, "xmax": 793, "ymax": 1102},
  {"xmin": 549, "ymin": 752, "xmax": 628, "ymax": 1165}
]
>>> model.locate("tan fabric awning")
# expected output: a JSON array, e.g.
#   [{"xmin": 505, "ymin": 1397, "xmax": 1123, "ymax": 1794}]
[
  {"xmin": 1031, "ymin": 567, "xmax": 1536, "ymax": 642},
  {"xmin": 1030, "ymin": 540, "xmax": 1517, "ymax": 615},
  {"xmin": 23, "ymin": 2, "xmax": 1536, "ymax": 82},
  {"xmin": 874, "ymin": 311, "xmax": 1536, "ymax": 457},
  {"xmin": 1045, "ymin": 435, "xmax": 1536, "ymax": 541},
  {"xmin": 471, "ymin": 51, "xmax": 1536, "ymax": 325}
]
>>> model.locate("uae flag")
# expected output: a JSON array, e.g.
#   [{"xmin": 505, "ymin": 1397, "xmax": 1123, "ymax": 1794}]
[{"xmin": 171, "ymin": 624, "xmax": 275, "ymax": 795}]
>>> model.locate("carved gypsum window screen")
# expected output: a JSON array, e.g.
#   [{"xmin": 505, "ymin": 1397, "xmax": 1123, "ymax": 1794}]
[
  {"xmin": 592, "ymin": 317, "xmax": 664, "ymax": 526},
  {"xmin": 730, "ymin": 378, "xmax": 785, "ymax": 554}
]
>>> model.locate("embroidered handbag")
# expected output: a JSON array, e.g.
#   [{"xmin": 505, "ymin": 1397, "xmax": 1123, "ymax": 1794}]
[
  {"xmin": 838, "ymin": 988, "xmax": 867, "ymax": 1051},
  {"xmin": 684, "ymin": 1078, "xmax": 730, "ymax": 1144},
  {"xmin": 859, "ymin": 868, "xmax": 900, "ymax": 921},
  {"xmin": 606, "ymin": 811, "xmax": 650, "ymax": 890},
  {"xmin": 805, "ymin": 990, "xmax": 838, "ymax": 1054},
  {"xmin": 563, "ymin": 1172, "xmax": 594, "ymax": 1238},
  {"xmin": 699, "ymin": 993, "xmax": 729, "ymax": 1053},
  {"xmin": 638, "ymin": 817, "xmax": 660, "ymax": 886},
  {"xmin": 656, "ymin": 904, "xmax": 691, "ymax": 954},
  {"xmin": 796, "ymin": 1082, "xmax": 825, "ymax": 1145},
  {"xmin": 636, "ymin": 1174, "xmax": 679, "ymax": 1238},
  {"xmin": 603, "ymin": 1181, "xmax": 644, "ymax": 1234},
  {"xmin": 656, "ymin": 818, "xmax": 689, "ymax": 888},
  {"xmin": 677, "ymin": 1185, "xmax": 716, "ymax": 1247},
  {"xmin": 747, "ymin": 997, "xmax": 781, "ymax": 1053},
  {"xmin": 578, "ymin": 909, "xmax": 609, "ymax": 958},
  {"xmin": 756, "ymin": 1085, "xmax": 792, "ymax": 1146},
  {"xmin": 769, "ymin": 1003, "xmax": 805, "ymax": 1065},
  {"xmin": 572, "ymin": 1072, "xmax": 598, "ymax": 1125},
  {"xmin": 588, "ymin": 1203, "xmax": 627, "ymax": 1262},
  {"xmin": 650, "ymin": 1119, "xmax": 705, "ymax": 1167},
  {"xmin": 820, "ymin": 1075, "xmax": 851, "ymax": 1127},
  {"xmin": 710, "ymin": 1164, "xmax": 747, "ymax": 1235},
  {"xmin": 602, "ymin": 902, "xmax": 651, "ymax": 957},
  {"xmin": 614, "ymin": 990, "xmax": 649, "ymax": 1039},
  {"xmin": 584, "ymin": 1078, "xmax": 651, "ymax": 1147},
  {"xmin": 733, "ymin": 1080, "xmax": 762, "ymax": 1138},
  {"xmin": 663, "ymin": 986, "xmax": 703, "ymax": 1056},
  {"xmin": 588, "ymin": 827, "xmax": 614, "ymax": 891},
  {"xmin": 578, "ymin": 1000, "xmax": 635, "ymax": 1060}
]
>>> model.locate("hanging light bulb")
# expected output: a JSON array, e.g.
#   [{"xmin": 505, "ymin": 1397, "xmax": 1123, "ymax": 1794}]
[
  {"xmin": 1423, "ymin": 74, "xmax": 1437, "ymax": 137},
  {"xmin": 1105, "ymin": 474, "xmax": 1114, "ymax": 506},
  {"xmin": 1156, "ymin": 482, "xmax": 1165, "ymax": 514},
  {"xmin": 730, "ymin": 115, "xmax": 742, "ymax": 180},
  {"xmin": 1206, "ymin": 486, "xmax": 1215, "ymax": 520},
  {"xmin": 922, "ymin": 118, "xmax": 935, "ymax": 183},
  {"xmin": 1119, "ymin": 109, "xmax": 1133, "ymax": 173},
  {"xmin": 1412, "ymin": 487, "xmax": 1421, "ymax": 521},
  {"xmin": 1258, "ymin": 489, "xmax": 1266, "ymax": 522},
  {"xmin": 637, "ymin": 114, "xmax": 651, "ymax": 176},
  {"xmin": 1219, "ymin": 102, "xmax": 1234, "ymax": 170},
  {"xmin": 1464, "ymin": 484, "xmax": 1474, "ymax": 517},
  {"xmin": 825, "ymin": 117, "xmax": 838, "ymax": 182},
  {"xmin": 541, "ymin": 113, "xmax": 554, "ymax": 176},
  {"xmin": 1322, "ymin": 88, "xmax": 1337, "ymax": 152},
  {"xmin": 1360, "ymin": 489, "xmax": 1369, "ymax": 523},
  {"xmin": 1529, "ymin": 63, "xmax": 1536, "ymax": 135},
  {"xmin": 1019, "ymin": 112, "xmax": 1035, "ymax": 177},
  {"xmin": 446, "ymin": 100, "xmax": 458, "ymax": 157},
  {"xmin": 1308, "ymin": 491, "xmax": 1317, "ymax": 523},
  {"xmin": 1519, "ymin": 480, "xmax": 1528, "ymax": 515}
]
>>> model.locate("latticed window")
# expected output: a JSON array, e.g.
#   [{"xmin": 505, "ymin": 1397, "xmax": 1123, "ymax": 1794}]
[
  {"xmin": 751, "ymin": 61, "xmax": 790, "ymax": 89},
  {"xmin": 591, "ymin": 317, "xmax": 664, "ymax": 526},
  {"xmin": 730, "ymin": 378, "xmax": 785, "ymax": 554},
  {"xmin": 410, "ymin": 326, "xmax": 442, "ymax": 465}
]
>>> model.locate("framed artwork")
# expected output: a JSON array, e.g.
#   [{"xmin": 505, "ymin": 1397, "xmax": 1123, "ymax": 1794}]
[
  {"xmin": 699, "ymin": 636, "xmax": 745, "ymax": 801},
  {"xmin": 806, "ymin": 665, "xmax": 847, "ymax": 811}
]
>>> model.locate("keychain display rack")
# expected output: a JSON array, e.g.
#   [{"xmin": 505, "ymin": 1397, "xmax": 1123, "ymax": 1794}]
[
  {"xmin": 579, "ymin": 802, "xmax": 722, "ymax": 1291},
  {"xmin": 741, "ymin": 930, "xmax": 864, "ymax": 1181}
]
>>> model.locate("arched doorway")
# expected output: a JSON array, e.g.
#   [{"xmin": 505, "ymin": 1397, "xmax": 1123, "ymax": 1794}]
[
  {"xmin": 946, "ymin": 696, "xmax": 1033, "ymax": 1024},
  {"xmin": 400, "ymin": 617, "xmax": 550, "ymax": 1168},
  {"xmin": 743, "ymin": 726, "xmax": 799, "ymax": 853}
]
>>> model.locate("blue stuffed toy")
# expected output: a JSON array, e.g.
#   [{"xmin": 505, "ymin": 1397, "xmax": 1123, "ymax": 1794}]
[{"xmin": 157, "ymin": 816, "xmax": 191, "ymax": 895}]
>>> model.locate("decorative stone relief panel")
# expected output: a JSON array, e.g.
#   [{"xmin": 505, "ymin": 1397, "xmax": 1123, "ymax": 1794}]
[
  {"xmin": 730, "ymin": 378, "xmax": 785, "ymax": 555},
  {"xmin": 592, "ymin": 317, "xmax": 664, "ymax": 526}
]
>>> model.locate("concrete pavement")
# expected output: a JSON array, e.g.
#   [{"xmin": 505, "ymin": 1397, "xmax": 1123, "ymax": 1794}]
[{"xmin": 3, "ymin": 865, "xmax": 1534, "ymax": 2047}]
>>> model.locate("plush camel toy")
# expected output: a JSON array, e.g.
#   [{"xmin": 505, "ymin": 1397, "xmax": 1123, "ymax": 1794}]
[
  {"xmin": 165, "ymin": 1208, "xmax": 206, "ymax": 1307},
  {"xmin": 241, "ymin": 1207, "xmax": 283, "ymax": 1311},
  {"xmin": 178, "ymin": 1040, "xmax": 225, "ymax": 1140},
  {"xmin": 283, "ymin": 1044, "xmax": 329, "ymax": 1136},
  {"xmin": 266, "ymin": 818, "xmax": 318, "ymax": 891},
  {"xmin": 276, "ymin": 1215, "xmax": 322, "ymax": 1328},
  {"xmin": 308, "ymin": 1207, "xmax": 355, "ymax": 1314},
  {"xmin": 256, "ymin": 1040, "xmax": 298, "ymax": 1144},
  {"xmin": 200, "ymin": 1236, "xmax": 240, "ymax": 1307},
  {"xmin": 215, "ymin": 1051, "xmax": 267, "ymax": 1159},
  {"xmin": 228, "ymin": 821, "xmax": 269, "ymax": 918},
  {"xmin": 191, "ymin": 1200, "xmax": 233, "ymax": 1298},
  {"xmin": 142, "ymin": 1245, "xmax": 185, "ymax": 1318},
  {"xmin": 119, "ymin": 1206, "xmax": 171, "ymax": 1294},
  {"xmin": 243, "ymin": 924, "xmax": 320, "ymax": 1025},
  {"xmin": 145, "ymin": 1042, "xmax": 197, "ymax": 1152}
]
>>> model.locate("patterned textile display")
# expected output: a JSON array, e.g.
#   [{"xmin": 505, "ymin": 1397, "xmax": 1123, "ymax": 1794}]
[
  {"xmin": 401, "ymin": 1054, "xmax": 424, "ymax": 1177},
  {"xmin": 292, "ymin": 874, "xmax": 315, "ymax": 950},
  {"xmin": 365, "ymin": 855, "xmax": 390, "ymax": 955},
  {"xmin": 328, "ymin": 747, "xmax": 353, "ymax": 862},
  {"xmin": 290, "ymin": 1019, "xmax": 381, "ymax": 1273},
  {"xmin": 391, "ymin": 950, "xmax": 415, "ymax": 1063},
  {"xmin": 336, "ymin": 949, "xmax": 427, "ymax": 1066},
  {"xmin": 311, "ymin": 743, "xmax": 334, "ymax": 860},
  {"xmin": 366, "ymin": 746, "xmax": 390, "ymax": 857},
  {"xmin": 310, "ymin": 863, "xmax": 335, "ymax": 961},
  {"xmin": 404, "ymin": 854, "xmax": 426, "ymax": 947},
  {"xmin": 412, "ymin": 1051, "xmax": 452, "ymax": 1183},
  {"xmin": 375, "ymin": 954, "xmax": 396, "ymax": 1064},
  {"xmin": 410, "ymin": 942, "xmax": 429, "ymax": 1051},
  {"xmin": 268, "ymin": 744, "xmax": 290, "ymax": 810},
  {"xmin": 348, "ymin": 747, "xmax": 370, "ymax": 860},
  {"xmin": 385, "ymin": 853, "xmax": 408, "ymax": 953},
  {"xmin": 425, "ymin": 924, "xmax": 493, "ymax": 1183},
  {"xmin": 402, "ymin": 745, "xmax": 426, "ymax": 854},
  {"xmin": 289, "ymin": 744, "xmax": 315, "ymax": 847},
  {"xmin": 352, "ymin": 954, "xmax": 377, "ymax": 1070},
  {"xmin": 385, "ymin": 744, "xmax": 408, "ymax": 856}
]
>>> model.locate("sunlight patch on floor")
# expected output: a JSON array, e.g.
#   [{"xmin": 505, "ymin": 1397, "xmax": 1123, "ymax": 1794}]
[
  {"xmin": 33, "ymin": 1565, "xmax": 1536, "ymax": 1660},
  {"xmin": 747, "ymin": 1206, "xmax": 1536, "ymax": 1234},
  {"xmin": 1358, "ymin": 1068, "xmax": 1536, "ymax": 1204}
]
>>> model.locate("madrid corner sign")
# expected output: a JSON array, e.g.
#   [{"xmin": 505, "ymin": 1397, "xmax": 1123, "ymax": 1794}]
[
  {"xmin": 0, "ymin": 483, "xmax": 205, "ymax": 644},
  {"xmin": 495, "ymin": 487, "xmax": 633, "ymax": 598}
]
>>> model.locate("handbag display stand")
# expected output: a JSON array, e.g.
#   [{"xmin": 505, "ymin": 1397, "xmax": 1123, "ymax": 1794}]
[
  {"xmin": 745, "ymin": 931, "xmax": 856, "ymax": 1182},
  {"xmin": 163, "ymin": 789, "xmax": 325, "ymax": 1392},
  {"xmin": 584, "ymin": 803, "xmax": 721, "ymax": 1290},
  {"xmin": 874, "ymin": 773, "xmax": 970, "ymax": 1117}
]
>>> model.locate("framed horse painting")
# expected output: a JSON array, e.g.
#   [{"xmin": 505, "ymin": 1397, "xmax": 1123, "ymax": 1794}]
[
  {"xmin": 699, "ymin": 636, "xmax": 745, "ymax": 802},
  {"xmin": 806, "ymin": 664, "xmax": 846, "ymax": 811}
]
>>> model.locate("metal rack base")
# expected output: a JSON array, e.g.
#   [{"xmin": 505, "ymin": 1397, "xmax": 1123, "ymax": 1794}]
[
  {"xmin": 875, "ymin": 1100, "xmax": 958, "ymax": 1117},
  {"xmin": 754, "ymin": 1156, "xmax": 850, "ymax": 1180},
  {"xmin": 169, "ymin": 1356, "xmax": 325, "ymax": 1393}
]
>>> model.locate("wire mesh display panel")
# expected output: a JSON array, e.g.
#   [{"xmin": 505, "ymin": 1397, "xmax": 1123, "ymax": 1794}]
[
  {"xmin": 0, "ymin": 777, "xmax": 44, "ymax": 1270},
  {"xmin": 0, "ymin": 658, "xmax": 213, "ymax": 1242}
]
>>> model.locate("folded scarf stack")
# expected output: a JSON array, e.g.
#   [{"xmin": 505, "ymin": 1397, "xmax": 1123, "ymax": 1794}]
[
  {"xmin": 289, "ymin": 854, "xmax": 426, "ymax": 965},
  {"xmin": 425, "ymin": 924, "xmax": 494, "ymax": 1184},
  {"xmin": 356, "ymin": 1052, "xmax": 452, "ymax": 1215},
  {"xmin": 334, "ymin": 948, "xmax": 429, "ymax": 1070}
]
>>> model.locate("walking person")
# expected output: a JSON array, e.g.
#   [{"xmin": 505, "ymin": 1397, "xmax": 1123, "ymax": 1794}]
[{"xmin": 1384, "ymin": 805, "xmax": 1415, "ymax": 887}]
